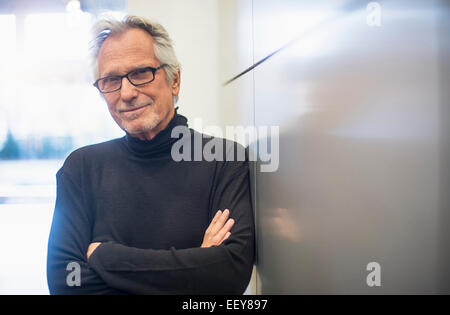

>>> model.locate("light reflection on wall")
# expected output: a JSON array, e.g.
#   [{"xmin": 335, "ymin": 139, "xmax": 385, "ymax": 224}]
[{"xmin": 253, "ymin": 9, "xmax": 333, "ymax": 60}]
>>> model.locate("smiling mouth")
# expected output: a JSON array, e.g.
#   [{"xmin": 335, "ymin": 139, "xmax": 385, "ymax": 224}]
[{"xmin": 120, "ymin": 104, "xmax": 151, "ymax": 113}]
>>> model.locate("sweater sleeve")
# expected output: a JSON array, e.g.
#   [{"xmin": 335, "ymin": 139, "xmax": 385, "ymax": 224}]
[
  {"xmin": 47, "ymin": 167, "xmax": 125, "ymax": 294},
  {"xmin": 87, "ymin": 159, "xmax": 255, "ymax": 294}
]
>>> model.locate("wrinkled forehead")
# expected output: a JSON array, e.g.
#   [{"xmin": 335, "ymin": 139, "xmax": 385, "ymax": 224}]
[{"xmin": 97, "ymin": 28, "xmax": 158, "ymax": 77}]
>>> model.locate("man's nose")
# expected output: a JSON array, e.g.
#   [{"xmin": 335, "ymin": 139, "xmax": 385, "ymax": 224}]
[{"xmin": 120, "ymin": 77, "xmax": 139, "ymax": 102}]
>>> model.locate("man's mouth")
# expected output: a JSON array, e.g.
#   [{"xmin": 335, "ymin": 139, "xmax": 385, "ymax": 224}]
[{"xmin": 120, "ymin": 104, "xmax": 152, "ymax": 113}]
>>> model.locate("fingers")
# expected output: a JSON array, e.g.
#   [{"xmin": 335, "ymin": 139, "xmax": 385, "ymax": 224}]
[
  {"xmin": 215, "ymin": 218, "xmax": 234, "ymax": 244},
  {"xmin": 221, "ymin": 231, "xmax": 231, "ymax": 243},
  {"xmin": 210, "ymin": 209, "xmax": 230, "ymax": 236},
  {"xmin": 204, "ymin": 209, "xmax": 222, "ymax": 235},
  {"xmin": 201, "ymin": 209, "xmax": 234, "ymax": 248}
]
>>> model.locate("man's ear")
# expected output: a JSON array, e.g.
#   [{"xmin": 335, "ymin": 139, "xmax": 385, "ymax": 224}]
[{"xmin": 171, "ymin": 70, "xmax": 181, "ymax": 96}]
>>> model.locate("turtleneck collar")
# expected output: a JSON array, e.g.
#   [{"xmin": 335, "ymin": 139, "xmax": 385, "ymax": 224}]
[{"xmin": 121, "ymin": 108, "xmax": 189, "ymax": 158}]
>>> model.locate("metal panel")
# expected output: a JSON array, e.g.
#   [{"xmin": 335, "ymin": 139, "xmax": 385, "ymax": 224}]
[{"xmin": 250, "ymin": 0, "xmax": 450, "ymax": 294}]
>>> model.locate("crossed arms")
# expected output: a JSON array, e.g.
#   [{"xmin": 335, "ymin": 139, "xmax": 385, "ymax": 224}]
[
  {"xmin": 87, "ymin": 208, "xmax": 234, "ymax": 260},
  {"xmin": 47, "ymin": 158, "xmax": 255, "ymax": 294}
]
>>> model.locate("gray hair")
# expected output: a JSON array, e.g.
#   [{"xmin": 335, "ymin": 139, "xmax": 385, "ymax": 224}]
[{"xmin": 91, "ymin": 15, "xmax": 181, "ymax": 102}]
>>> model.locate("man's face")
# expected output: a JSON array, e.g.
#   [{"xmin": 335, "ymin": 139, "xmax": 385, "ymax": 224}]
[{"xmin": 97, "ymin": 28, "xmax": 180, "ymax": 140}]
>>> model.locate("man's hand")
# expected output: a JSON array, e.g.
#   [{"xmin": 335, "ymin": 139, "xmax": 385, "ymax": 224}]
[
  {"xmin": 86, "ymin": 210, "xmax": 233, "ymax": 256},
  {"xmin": 201, "ymin": 209, "xmax": 235, "ymax": 248},
  {"xmin": 87, "ymin": 242, "xmax": 101, "ymax": 260}
]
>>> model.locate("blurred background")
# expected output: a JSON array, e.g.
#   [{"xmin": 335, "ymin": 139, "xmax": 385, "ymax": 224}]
[{"xmin": 0, "ymin": 0, "xmax": 449, "ymax": 294}]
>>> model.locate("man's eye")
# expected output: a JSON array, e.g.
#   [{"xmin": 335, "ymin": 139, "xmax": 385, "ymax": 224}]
[
  {"xmin": 132, "ymin": 68, "xmax": 151, "ymax": 76},
  {"xmin": 135, "ymin": 68, "xmax": 152, "ymax": 74},
  {"xmin": 130, "ymin": 68, "xmax": 153, "ymax": 81},
  {"xmin": 104, "ymin": 77, "xmax": 120, "ymax": 83}
]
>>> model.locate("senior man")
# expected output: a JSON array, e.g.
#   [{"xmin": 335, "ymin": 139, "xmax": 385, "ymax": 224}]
[{"xmin": 46, "ymin": 15, "xmax": 255, "ymax": 294}]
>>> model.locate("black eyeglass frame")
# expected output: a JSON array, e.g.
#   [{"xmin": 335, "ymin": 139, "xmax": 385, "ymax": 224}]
[{"xmin": 93, "ymin": 64, "xmax": 167, "ymax": 93}]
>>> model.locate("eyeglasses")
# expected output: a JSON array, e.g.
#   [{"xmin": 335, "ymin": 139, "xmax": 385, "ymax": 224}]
[{"xmin": 93, "ymin": 64, "xmax": 167, "ymax": 93}]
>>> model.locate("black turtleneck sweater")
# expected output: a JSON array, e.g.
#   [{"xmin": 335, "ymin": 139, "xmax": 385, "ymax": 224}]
[{"xmin": 46, "ymin": 112, "xmax": 255, "ymax": 294}]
